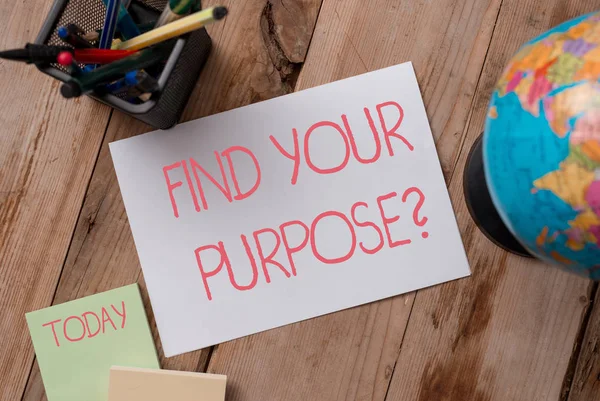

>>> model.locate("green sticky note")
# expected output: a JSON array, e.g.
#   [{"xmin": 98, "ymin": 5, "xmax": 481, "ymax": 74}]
[{"xmin": 26, "ymin": 284, "xmax": 160, "ymax": 401}]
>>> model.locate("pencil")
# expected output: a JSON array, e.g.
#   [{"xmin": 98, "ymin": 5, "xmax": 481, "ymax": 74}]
[
  {"xmin": 113, "ymin": 6, "xmax": 227, "ymax": 51},
  {"xmin": 99, "ymin": 0, "xmax": 122, "ymax": 50},
  {"xmin": 155, "ymin": 0, "xmax": 195, "ymax": 27}
]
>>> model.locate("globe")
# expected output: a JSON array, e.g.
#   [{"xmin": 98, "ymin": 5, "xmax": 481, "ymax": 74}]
[{"xmin": 477, "ymin": 11, "xmax": 600, "ymax": 279}]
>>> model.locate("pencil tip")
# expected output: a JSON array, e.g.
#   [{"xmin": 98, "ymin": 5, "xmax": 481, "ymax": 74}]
[
  {"xmin": 0, "ymin": 49, "xmax": 20, "ymax": 60},
  {"xmin": 213, "ymin": 6, "xmax": 228, "ymax": 20}
]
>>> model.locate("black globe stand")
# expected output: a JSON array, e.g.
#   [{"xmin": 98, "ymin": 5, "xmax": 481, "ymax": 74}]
[{"xmin": 463, "ymin": 134, "xmax": 533, "ymax": 257}]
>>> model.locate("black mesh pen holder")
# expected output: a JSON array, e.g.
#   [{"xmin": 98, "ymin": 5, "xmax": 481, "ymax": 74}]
[{"xmin": 34, "ymin": 0, "xmax": 212, "ymax": 129}]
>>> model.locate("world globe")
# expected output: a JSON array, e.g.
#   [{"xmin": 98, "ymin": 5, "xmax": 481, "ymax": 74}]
[{"xmin": 465, "ymin": 11, "xmax": 600, "ymax": 279}]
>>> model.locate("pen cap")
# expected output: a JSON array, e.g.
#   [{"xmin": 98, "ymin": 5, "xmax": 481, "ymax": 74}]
[
  {"xmin": 57, "ymin": 26, "xmax": 68, "ymax": 38},
  {"xmin": 60, "ymin": 81, "xmax": 81, "ymax": 98},
  {"xmin": 125, "ymin": 71, "xmax": 139, "ymax": 85},
  {"xmin": 56, "ymin": 51, "xmax": 74, "ymax": 65}
]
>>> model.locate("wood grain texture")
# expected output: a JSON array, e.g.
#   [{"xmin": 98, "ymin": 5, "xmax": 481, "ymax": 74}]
[
  {"xmin": 297, "ymin": 0, "xmax": 502, "ymax": 180},
  {"xmin": 181, "ymin": 0, "xmax": 322, "ymax": 121},
  {"xmin": 384, "ymin": 1, "xmax": 597, "ymax": 401},
  {"xmin": 205, "ymin": 1, "xmax": 503, "ymax": 400},
  {"xmin": 568, "ymin": 285, "xmax": 600, "ymax": 401},
  {"xmin": 0, "ymin": 0, "xmax": 111, "ymax": 399},
  {"xmin": 211, "ymin": 296, "xmax": 412, "ymax": 401},
  {"xmin": 19, "ymin": 0, "xmax": 323, "ymax": 400},
  {"xmin": 4, "ymin": 1, "xmax": 600, "ymax": 401}
]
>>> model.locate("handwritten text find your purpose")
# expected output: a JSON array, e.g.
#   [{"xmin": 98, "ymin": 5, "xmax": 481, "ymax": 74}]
[{"xmin": 162, "ymin": 101, "xmax": 430, "ymax": 301}]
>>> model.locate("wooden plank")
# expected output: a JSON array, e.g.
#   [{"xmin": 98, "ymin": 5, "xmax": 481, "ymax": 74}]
[
  {"xmin": 204, "ymin": 0, "xmax": 503, "ymax": 400},
  {"xmin": 568, "ymin": 285, "xmax": 600, "ymax": 401},
  {"xmin": 0, "ymin": 0, "xmax": 111, "ymax": 399},
  {"xmin": 19, "ymin": 0, "xmax": 323, "ymax": 399},
  {"xmin": 296, "ymin": 0, "xmax": 502, "ymax": 180},
  {"xmin": 383, "ymin": 2, "xmax": 597, "ymax": 401}
]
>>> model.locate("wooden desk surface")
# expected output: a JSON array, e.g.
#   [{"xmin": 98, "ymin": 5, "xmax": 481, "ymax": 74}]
[{"xmin": 1, "ymin": 1, "xmax": 600, "ymax": 400}]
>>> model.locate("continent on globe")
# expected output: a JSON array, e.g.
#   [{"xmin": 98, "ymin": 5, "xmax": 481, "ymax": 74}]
[{"xmin": 533, "ymin": 161, "xmax": 595, "ymax": 209}]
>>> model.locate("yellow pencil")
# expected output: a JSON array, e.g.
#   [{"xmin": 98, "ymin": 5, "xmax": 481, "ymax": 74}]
[{"xmin": 113, "ymin": 6, "xmax": 227, "ymax": 51}]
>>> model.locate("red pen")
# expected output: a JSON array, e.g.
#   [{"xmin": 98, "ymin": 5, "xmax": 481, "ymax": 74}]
[
  {"xmin": 0, "ymin": 44, "xmax": 138, "ymax": 65},
  {"xmin": 72, "ymin": 48, "xmax": 138, "ymax": 64}
]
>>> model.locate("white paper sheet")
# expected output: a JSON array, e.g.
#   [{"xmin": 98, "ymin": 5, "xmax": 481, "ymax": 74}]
[{"xmin": 110, "ymin": 62, "xmax": 470, "ymax": 357}]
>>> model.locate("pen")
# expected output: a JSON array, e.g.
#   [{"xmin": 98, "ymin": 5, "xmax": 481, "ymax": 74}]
[
  {"xmin": 114, "ymin": 6, "xmax": 227, "ymax": 51},
  {"xmin": 57, "ymin": 51, "xmax": 84, "ymax": 76},
  {"xmin": 99, "ymin": 0, "xmax": 122, "ymax": 50},
  {"xmin": 60, "ymin": 43, "xmax": 170, "ymax": 98},
  {"xmin": 0, "ymin": 43, "xmax": 68, "ymax": 64},
  {"xmin": 57, "ymin": 24, "xmax": 94, "ymax": 48},
  {"xmin": 100, "ymin": 0, "xmax": 141, "ymax": 39},
  {"xmin": 155, "ymin": 0, "xmax": 194, "ymax": 27},
  {"xmin": 103, "ymin": 70, "xmax": 159, "ymax": 100},
  {"xmin": 0, "ymin": 44, "xmax": 138, "ymax": 64},
  {"xmin": 73, "ymin": 48, "xmax": 138, "ymax": 64},
  {"xmin": 123, "ymin": 70, "xmax": 159, "ymax": 97}
]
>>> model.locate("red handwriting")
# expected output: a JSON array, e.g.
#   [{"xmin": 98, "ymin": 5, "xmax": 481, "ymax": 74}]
[
  {"xmin": 350, "ymin": 201, "xmax": 384, "ymax": 254},
  {"xmin": 310, "ymin": 210, "xmax": 357, "ymax": 264},
  {"xmin": 254, "ymin": 228, "xmax": 292, "ymax": 283},
  {"xmin": 377, "ymin": 192, "xmax": 411, "ymax": 248},
  {"xmin": 190, "ymin": 153, "xmax": 232, "ymax": 210},
  {"xmin": 279, "ymin": 220, "xmax": 309, "ymax": 276},
  {"xmin": 163, "ymin": 100, "xmax": 413, "ymax": 219},
  {"xmin": 304, "ymin": 121, "xmax": 351, "ymax": 174},
  {"xmin": 41, "ymin": 301, "xmax": 127, "ymax": 347},
  {"xmin": 271, "ymin": 100, "xmax": 413, "ymax": 185},
  {"xmin": 377, "ymin": 101, "xmax": 413, "ymax": 155},
  {"xmin": 194, "ymin": 186, "xmax": 428, "ymax": 301},
  {"xmin": 159, "ymin": 100, "xmax": 428, "ymax": 302},
  {"xmin": 163, "ymin": 145, "xmax": 262, "ymax": 218},
  {"xmin": 402, "ymin": 187, "xmax": 429, "ymax": 238},
  {"xmin": 269, "ymin": 129, "xmax": 300, "ymax": 185}
]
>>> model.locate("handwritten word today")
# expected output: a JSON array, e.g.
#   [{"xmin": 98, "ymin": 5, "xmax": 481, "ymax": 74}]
[
  {"xmin": 161, "ymin": 100, "xmax": 427, "ymax": 301},
  {"xmin": 42, "ymin": 302, "xmax": 127, "ymax": 347}
]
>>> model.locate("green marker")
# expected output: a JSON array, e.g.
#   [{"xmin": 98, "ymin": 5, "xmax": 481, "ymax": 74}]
[
  {"xmin": 60, "ymin": 43, "xmax": 170, "ymax": 98},
  {"xmin": 155, "ymin": 0, "xmax": 195, "ymax": 27}
]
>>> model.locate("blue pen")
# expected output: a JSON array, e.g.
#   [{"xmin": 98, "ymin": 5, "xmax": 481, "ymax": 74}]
[
  {"xmin": 100, "ymin": 0, "xmax": 141, "ymax": 40},
  {"xmin": 125, "ymin": 70, "xmax": 159, "ymax": 96},
  {"xmin": 104, "ymin": 70, "xmax": 159, "ymax": 102},
  {"xmin": 104, "ymin": 76, "xmax": 129, "ymax": 93},
  {"xmin": 99, "ymin": 0, "xmax": 122, "ymax": 50},
  {"xmin": 104, "ymin": 71, "xmax": 138, "ymax": 95},
  {"xmin": 57, "ymin": 25, "xmax": 93, "ymax": 48}
]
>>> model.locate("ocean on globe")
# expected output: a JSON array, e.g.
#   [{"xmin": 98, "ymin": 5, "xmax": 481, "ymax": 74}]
[{"xmin": 483, "ymin": 11, "xmax": 600, "ymax": 279}]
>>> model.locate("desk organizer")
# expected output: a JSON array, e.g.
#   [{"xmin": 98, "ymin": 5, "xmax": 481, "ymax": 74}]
[{"xmin": 34, "ymin": 0, "xmax": 212, "ymax": 129}]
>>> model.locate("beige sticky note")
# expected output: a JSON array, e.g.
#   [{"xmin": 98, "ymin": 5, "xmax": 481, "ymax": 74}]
[{"xmin": 108, "ymin": 366, "xmax": 226, "ymax": 401}]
